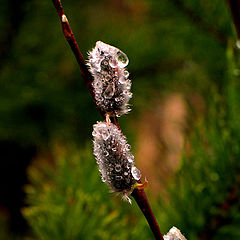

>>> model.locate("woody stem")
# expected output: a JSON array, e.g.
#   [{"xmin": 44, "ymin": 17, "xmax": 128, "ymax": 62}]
[{"xmin": 51, "ymin": 0, "xmax": 163, "ymax": 239}]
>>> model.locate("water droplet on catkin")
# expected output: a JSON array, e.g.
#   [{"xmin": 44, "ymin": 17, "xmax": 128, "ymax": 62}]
[
  {"xmin": 115, "ymin": 175, "xmax": 123, "ymax": 181},
  {"xmin": 123, "ymin": 70, "xmax": 129, "ymax": 78},
  {"xmin": 103, "ymin": 84, "xmax": 115, "ymax": 99},
  {"xmin": 116, "ymin": 51, "xmax": 129, "ymax": 68},
  {"xmin": 131, "ymin": 166, "xmax": 141, "ymax": 180},
  {"xmin": 115, "ymin": 164, "xmax": 121, "ymax": 172}
]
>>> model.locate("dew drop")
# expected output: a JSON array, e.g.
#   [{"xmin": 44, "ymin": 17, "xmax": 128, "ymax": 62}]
[
  {"xmin": 115, "ymin": 175, "xmax": 123, "ymax": 181},
  {"xmin": 109, "ymin": 58, "xmax": 117, "ymax": 68},
  {"xmin": 123, "ymin": 70, "xmax": 129, "ymax": 78},
  {"xmin": 101, "ymin": 59, "xmax": 110, "ymax": 71},
  {"xmin": 116, "ymin": 51, "xmax": 129, "ymax": 68},
  {"xmin": 103, "ymin": 150, "xmax": 109, "ymax": 157},
  {"xmin": 131, "ymin": 166, "xmax": 141, "ymax": 180},
  {"xmin": 103, "ymin": 83, "xmax": 115, "ymax": 99},
  {"xmin": 115, "ymin": 164, "xmax": 121, "ymax": 172},
  {"xmin": 125, "ymin": 144, "xmax": 131, "ymax": 151},
  {"xmin": 124, "ymin": 172, "xmax": 128, "ymax": 176}
]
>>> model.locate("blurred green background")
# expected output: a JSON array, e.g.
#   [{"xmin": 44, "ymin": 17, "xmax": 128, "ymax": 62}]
[{"xmin": 1, "ymin": 0, "xmax": 240, "ymax": 239}]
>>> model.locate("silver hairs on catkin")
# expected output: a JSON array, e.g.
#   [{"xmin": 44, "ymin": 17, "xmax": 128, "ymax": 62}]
[
  {"xmin": 88, "ymin": 41, "xmax": 132, "ymax": 117},
  {"xmin": 92, "ymin": 121, "xmax": 141, "ymax": 203}
]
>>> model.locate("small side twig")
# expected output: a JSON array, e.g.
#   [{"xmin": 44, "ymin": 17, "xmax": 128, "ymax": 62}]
[{"xmin": 51, "ymin": 0, "xmax": 164, "ymax": 239}]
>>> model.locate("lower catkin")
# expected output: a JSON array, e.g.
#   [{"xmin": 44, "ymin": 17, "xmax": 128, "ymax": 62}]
[{"xmin": 92, "ymin": 121, "xmax": 141, "ymax": 203}]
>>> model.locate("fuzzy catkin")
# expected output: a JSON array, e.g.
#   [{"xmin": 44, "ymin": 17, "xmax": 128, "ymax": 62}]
[
  {"xmin": 163, "ymin": 227, "xmax": 187, "ymax": 240},
  {"xmin": 92, "ymin": 121, "xmax": 141, "ymax": 201},
  {"xmin": 88, "ymin": 41, "xmax": 132, "ymax": 117}
]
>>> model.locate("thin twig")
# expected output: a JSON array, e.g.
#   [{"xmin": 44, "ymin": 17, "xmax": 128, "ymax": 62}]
[
  {"xmin": 228, "ymin": 0, "xmax": 240, "ymax": 40},
  {"xmin": 51, "ymin": 0, "xmax": 163, "ymax": 239}
]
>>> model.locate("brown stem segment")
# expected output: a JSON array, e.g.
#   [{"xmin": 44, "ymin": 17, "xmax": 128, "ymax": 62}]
[
  {"xmin": 132, "ymin": 188, "xmax": 164, "ymax": 240},
  {"xmin": 228, "ymin": 0, "xmax": 240, "ymax": 40},
  {"xmin": 51, "ymin": 0, "xmax": 105, "ymax": 119},
  {"xmin": 52, "ymin": 0, "xmax": 163, "ymax": 239}
]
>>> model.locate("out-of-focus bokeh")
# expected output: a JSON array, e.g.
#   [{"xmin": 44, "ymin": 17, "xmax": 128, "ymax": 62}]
[{"xmin": 1, "ymin": 0, "xmax": 240, "ymax": 239}]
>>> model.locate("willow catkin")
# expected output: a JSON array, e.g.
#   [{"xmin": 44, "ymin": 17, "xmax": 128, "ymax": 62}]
[
  {"xmin": 92, "ymin": 121, "xmax": 141, "ymax": 203},
  {"xmin": 88, "ymin": 41, "xmax": 132, "ymax": 117}
]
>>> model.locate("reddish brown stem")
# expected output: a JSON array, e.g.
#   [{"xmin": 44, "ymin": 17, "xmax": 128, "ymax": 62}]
[
  {"xmin": 52, "ymin": 0, "xmax": 163, "ymax": 239},
  {"xmin": 51, "ymin": 0, "xmax": 106, "ymax": 119},
  {"xmin": 132, "ymin": 188, "xmax": 164, "ymax": 240},
  {"xmin": 228, "ymin": 0, "xmax": 240, "ymax": 40}
]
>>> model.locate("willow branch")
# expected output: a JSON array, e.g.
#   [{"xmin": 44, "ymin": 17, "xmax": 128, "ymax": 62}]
[
  {"xmin": 51, "ymin": 1, "xmax": 163, "ymax": 239},
  {"xmin": 51, "ymin": 0, "xmax": 107, "ymax": 118}
]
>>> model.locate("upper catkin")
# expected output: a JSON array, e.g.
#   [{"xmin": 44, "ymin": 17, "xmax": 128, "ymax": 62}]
[
  {"xmin": 88, "ymin": 41, "xmax": 132, "ymax": 117},
  {"xmin": 92, "ymin": 121, "xmax": 141, "ymax": 202}
]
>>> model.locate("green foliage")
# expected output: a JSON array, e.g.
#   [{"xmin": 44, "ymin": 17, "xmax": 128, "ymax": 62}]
[
  {"xmin": 23, "ymin": 145, "xmax": 152, "ymax": 240},
  {"xmin": 157, "ymin": 45, "xmax": 240, "ymax": 239}
]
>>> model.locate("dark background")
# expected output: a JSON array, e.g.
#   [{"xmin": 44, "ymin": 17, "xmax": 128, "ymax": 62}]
[{"xmin": 1, "ymin": 0, "xmax": 240, "ymax": 239}]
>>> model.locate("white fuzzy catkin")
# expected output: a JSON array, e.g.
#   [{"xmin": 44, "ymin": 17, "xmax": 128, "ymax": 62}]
[
  {"xmin": 92, "ymin": 121, "xmax": 141, "ymax": 202},
  {"xmin": 163, "ymin": 227, "xmax": 187, "ymax": 240},
  {"xmin": 88, "ymin": 41, "xmax": 132, "ymax": 117}
]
